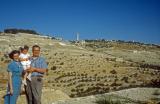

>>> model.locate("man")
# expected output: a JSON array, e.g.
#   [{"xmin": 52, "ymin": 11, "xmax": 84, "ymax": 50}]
[{"xmin": 25, "ymin": 45, "xmax": 48, "ymax": 104}]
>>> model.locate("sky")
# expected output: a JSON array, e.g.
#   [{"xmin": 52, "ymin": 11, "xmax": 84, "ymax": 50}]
[{"xmin": 0, "ymin": 0, "xmax": 160, "ymax": 44}]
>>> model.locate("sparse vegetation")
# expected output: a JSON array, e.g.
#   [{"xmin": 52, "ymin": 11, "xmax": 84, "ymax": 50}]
[
  {"xmin": 121, "ymin": 76, "xmax": 129, "ymax": 83},
  {"xmin": 152, "ymin": 89, "xmax": 160, "ymax": 96},
  {"xmin": 0, "ymin": 32, "xmax": 160, "ymax": 104},
  {"xmin": 95, "ymin": 96, "xmax": 122, "ymax": 104},
  {"xmin": 1, "ymin": 57, "xmax": 4, "ymax": 61},
  {"xmin": 140, "ymin": 63, "xmax": 160, "ymax": 70},
  {"xmin": 110, "ymin": 70, "xmax": 117, "ymax": 74},
  {"xmin": 51, "ymin": 66, "xmax": 57, "ymax": 70}
]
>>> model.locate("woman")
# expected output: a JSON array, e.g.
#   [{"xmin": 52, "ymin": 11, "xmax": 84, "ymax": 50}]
[{"xmin": 4, "ymin": 50, "xmax": 23, "ymax": 104}]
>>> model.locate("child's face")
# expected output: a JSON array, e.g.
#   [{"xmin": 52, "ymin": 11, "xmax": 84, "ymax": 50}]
[{"xmin": 22, "ymin": 49, "xmax": 28, "ymax": 54}]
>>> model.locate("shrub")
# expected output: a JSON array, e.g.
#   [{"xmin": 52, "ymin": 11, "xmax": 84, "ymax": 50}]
[
  {"xmin": 110, "ymin": 70, "xmax": 117, "ymax": 74},
  {"xmin": 89, "ymin": 54, "xmax": 94, "ymax": 56},
  {"xmin": 1, "ymin": 57, "xmax": 4, "ymax": 61},
  {"xmin": 94, "ymin": 74, "xmax": 98, "ymax": 76},
  {"xmin": 114, "ymin": 64, "xmax": 119, "ymax": 67},
  {"xmin": 4, "ymin": 59, "xmax": 11, "ymax": 63},
  {"xmin": 110, "ymin": 58, "xmax": 116, "ymax": 62},
  {"xmin": 121, "ymin": 76, "xmax": 129, "ymax": 83},
  {"xmin": 103, "ymin": 70, "xmax": 106, "ymax": 73},
  {"xmin": 71, "ymin": 89, "xmax": 76, "ymax": 92},
  {"xmin": 60, "ymin": 62, "xmax": 64, "ymax": 65},
  {"xmin": 95, "ymin": 96, "xmax": 122, "ymax": 104},
  {"xmin": 51, "ymin": 66, "xmax": 57, "ymax": 70},
  {"xmin": 152, "ymin": 90, "xmax": 160, "ymax": 96},
  {"xmin": 149, "ymin": 79, "xmax": 160, "ymax": 87},
  {"xmin": 140, "ymin": 63, "xmax": 160, "ymax": 70},
  {"xmin": 110, "ymin": 82, "xmax": 118, "ymax": 87}
]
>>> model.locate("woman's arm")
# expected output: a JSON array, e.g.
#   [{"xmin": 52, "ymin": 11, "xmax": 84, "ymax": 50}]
[{"xmin": 8, "ymin": 72, "xmax": 13, "ymax": 95}]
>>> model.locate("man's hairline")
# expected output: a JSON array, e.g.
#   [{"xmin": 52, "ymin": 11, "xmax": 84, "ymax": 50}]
[{"xmin": 32, "ymin": 47, "xmax": 40, "ymax": 51}]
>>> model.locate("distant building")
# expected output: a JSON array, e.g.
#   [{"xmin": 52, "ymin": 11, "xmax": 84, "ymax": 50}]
[
  {"xmin": 55, "ymin": 37, "xmax": 63, "ymax": 41},
  {"xmin": 81, "ymin": 40, "xmax": 86, "ymax": 46},
  {"xmin": 76, "ymin": 32, "xmax": 79, "ymax": 41}
]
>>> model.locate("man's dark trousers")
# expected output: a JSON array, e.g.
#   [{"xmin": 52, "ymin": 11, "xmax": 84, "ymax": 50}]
[{"xmin": 25, "ymin": 76, "xmax": 43, "ymax": 104}]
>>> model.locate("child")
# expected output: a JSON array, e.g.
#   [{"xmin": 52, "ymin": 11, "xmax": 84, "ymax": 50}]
[{"xmin": 19, "ymin": 45, "xmax": 31, "ymax": 85}]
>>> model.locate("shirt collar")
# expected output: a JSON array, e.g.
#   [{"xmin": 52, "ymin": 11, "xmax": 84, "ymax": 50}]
[{"xmin": 31, "ymin": 56, "xmax": 40, "ymax": 60}]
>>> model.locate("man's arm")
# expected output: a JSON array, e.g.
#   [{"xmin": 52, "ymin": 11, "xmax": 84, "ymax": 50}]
[
  {"xmin": 32, "ymin": 67, "xmax": 47, "ymax": 73},
  {"xmin": 27, "ymin": 67, "xmax": 47, "ymax": 74},
  {"xmin": 28, "ymin": 57, "xmax": 48, "ymax": 74}
]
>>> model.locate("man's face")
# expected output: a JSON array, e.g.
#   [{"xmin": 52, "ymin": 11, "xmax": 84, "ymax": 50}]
[{"xmin": 32, "ymin": 47, "xmax": 40, "ymax": 57}]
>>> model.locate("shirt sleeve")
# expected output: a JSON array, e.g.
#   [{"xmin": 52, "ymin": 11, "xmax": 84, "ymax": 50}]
[
  {"xmin": 7, "ymin": 63, "xmax": 12, "ymax": 72},
  {"xmin": 27, "ymin": 53, "xmax": 30, "ymax": 57},
  {"xmin": 40, "ymin": 57, "xmax": 48, "ymax": 69}
]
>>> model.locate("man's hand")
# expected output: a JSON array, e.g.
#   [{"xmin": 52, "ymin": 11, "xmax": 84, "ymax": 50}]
[{"xmin": 25, "ymin": 58, "xmax": 29, "ymax": 61}]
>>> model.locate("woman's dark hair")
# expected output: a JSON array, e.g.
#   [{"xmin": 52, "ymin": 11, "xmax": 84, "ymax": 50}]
[{"xmin": 9, "ymin": 50, "xmax": 20, "ymax": 59}]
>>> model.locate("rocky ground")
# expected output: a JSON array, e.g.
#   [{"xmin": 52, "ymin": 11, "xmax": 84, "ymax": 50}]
[
  {"xmin": 52, "ymin": 88, "xmax": 160, "ymax": 104},
  {"xmin": 0, "ymin": 87, "xmax": 70, "ymax": 104},
  {"xmin": 0, "ymin": 33, "xmax": 160, "ymax": 103},
  {"xmin": 1, "ymin": 87, "xmax": 159, "ymax": 104}
]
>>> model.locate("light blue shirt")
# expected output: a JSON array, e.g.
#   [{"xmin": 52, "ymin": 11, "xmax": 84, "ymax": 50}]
[{"xmin": 30, "ymin": 56, "xmax": 48, "ymax": 77}]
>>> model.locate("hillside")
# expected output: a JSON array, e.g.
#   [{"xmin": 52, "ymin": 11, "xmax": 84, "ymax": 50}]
[{"xmin": 0, "ymin": 32, "xmax": 160, "ymax": 103}]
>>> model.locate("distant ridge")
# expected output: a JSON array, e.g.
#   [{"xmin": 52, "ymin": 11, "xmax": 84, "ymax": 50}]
[{"xmin": 3, "ymin": 28, "xmax": 39, "ymax": 35}]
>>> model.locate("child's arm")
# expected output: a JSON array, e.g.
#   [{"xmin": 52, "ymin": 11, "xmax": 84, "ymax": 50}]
[
  {"xmin": 19, "ymin": 57, "xmax": 28, "ymax": 61},
  {"xmin": 23, "ymin": 72, "xmax": 28, "ymax": 79},
  {"xmin": 28, "ymin": 54, "xmax": 31, "ymax": 60}
]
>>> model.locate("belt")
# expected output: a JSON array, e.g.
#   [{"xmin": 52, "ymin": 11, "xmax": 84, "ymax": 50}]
[
  {"xmin": 31, "ymin": 75, "xmax": 43, "ymax": 77},
  {"xmin": 12, "ymin": 72, "xmax": 21, "ymax": 77}
]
